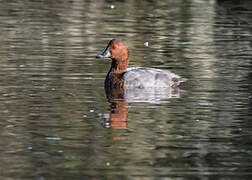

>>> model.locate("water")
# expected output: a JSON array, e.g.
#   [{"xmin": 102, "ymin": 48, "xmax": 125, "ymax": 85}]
[{"xmin": 0, "ymin": 0, "xmax": 252, "ymax": 179}]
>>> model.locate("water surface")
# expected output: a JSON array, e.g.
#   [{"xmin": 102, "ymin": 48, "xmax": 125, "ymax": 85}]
[{"xmin": 0, "ymin": 0, "xmax": 252, "ymax": 179}]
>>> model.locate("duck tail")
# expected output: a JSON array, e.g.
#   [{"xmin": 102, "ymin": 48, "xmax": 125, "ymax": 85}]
[{"xmin": 180, "ymin": 78, "xmax": 188, "ymax": 82}]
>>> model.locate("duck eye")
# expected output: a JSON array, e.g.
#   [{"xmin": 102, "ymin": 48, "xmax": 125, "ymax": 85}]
[{"xmin": 111, "ymin": 43, "xmax": 119, "ymax": 50}]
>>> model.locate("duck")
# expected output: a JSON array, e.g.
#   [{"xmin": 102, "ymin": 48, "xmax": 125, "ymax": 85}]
[{"xmin": 96, "ymin": 39, "xmax": 186, "ymax": 90}]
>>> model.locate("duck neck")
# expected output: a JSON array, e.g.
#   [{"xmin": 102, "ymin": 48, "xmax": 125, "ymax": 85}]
[{"xmin": 110, "ymin": 58, "xmax": 128, "ymax": 74}]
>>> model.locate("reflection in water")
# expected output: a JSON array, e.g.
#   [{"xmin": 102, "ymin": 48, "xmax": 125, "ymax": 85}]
[
  {"xmin": 104, "ymin": 101, "xmax": 128, "ymax": 130},
  {"xmin": 104, "ymin": 84, "xmax": 181, "ymax": 130},
  {"xmin": 124, "ymin": 87, "xmax": 180, "ymax": 103},
  {"xmin": 0, "ymin": 0, "xmax": 252, "ymax": 179},
  {"xmin": 104, "ymin": 86, "xmax": 128, "ymax": 130}
]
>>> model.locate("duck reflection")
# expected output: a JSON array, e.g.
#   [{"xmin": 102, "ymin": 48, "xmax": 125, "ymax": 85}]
[
  {"xmin": 103, "ymin": 85, "xmax": 181, "ymax": 130},
  {"xmin": 103, "ymin": 87, "xmax": 128, "ymax": 129},
  {"xmin": 107, "ymin": 100, "xmax": 128, "ymax": 129}
]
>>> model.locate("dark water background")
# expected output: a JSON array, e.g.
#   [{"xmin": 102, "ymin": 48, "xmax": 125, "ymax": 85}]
[{"xmin": 0, "ymin": 0, "xmax": 252, "ymax": 179}]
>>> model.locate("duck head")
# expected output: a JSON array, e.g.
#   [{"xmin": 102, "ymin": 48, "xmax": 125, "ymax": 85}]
[{"xmin": 96, "ymin": 39, "xmax": 129, "ymax": 73}]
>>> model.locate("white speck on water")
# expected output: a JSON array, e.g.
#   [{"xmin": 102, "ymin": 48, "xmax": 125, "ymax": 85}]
[
  {"xmin": 144, "ymin": 42, "xmax": 149, "ymax": 47},
  {"xmin": 105, "ymin": 123, "xmax": 110, "ymax": 128},
  {"xmin": 19, "ymin": 64, "xmax": 25, "ymax": 68},
  {"xmin": 106, "ymin": 162, "xmax": 110, "ymax": 166},
  {"xmin": 2, "ymin": 93, "xmax": 9, "ymax": 97},
  {"xmin": 149, "ymin": 161, "xmax": 154, "ymax": 166},
  {"xmin": 51, "ymin": 88, "xmax": 56, "ymax": 91},
  {"xmin": 46, "ymin": 137, "xmax": 62, "ymax": 141},
  {"xmin": 238, "ymin": 128, "xmax": 242, "ymax": 131},
  {"xmin": 196, "ymin": 119, "xmax": 200, "ymax": 122},
  {"xmin": 248, "ymin": 95, "xmax": 252, "ymax": 99},
  {"xmin": 83, "ymin": 114, "xmax": 87, "ymax": 118},
  {"xmin": 27, "ymin": 146, "xmax": 33, "ymax": 150},
  {"xmin": 90, "ymin": 109, "xmax": 94, "ymax": 112},
  {"xmin": 110, "ymin": 5, "xmax": 115, "ymax": 9},
  {"xmin": 67, "ymin": 92, "xmax": 76, "ymax": 97},
  {"xmin": 199, "ymin": 102, "xmax": 213, "ymax": 106},
  {"xmin": 178, "ymin": 42, "xmax": 191, "ymax": 45},
  {"xmin": 58, "ymin": 150, "xmax": 63, "ymax": 153}
]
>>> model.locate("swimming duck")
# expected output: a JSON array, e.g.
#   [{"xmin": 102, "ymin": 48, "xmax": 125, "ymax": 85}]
[{"xmin": 96, "ymin": 39, "xmax": 186, "ymax": 89}]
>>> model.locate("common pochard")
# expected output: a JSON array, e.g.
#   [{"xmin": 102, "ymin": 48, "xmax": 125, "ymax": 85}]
[{"xmin": 96, "ymin": 39, "xmax": 186, "ymax": 89}]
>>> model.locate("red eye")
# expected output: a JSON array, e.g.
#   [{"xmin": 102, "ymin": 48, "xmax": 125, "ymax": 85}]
[{"xmin": 111, "ymin": 43, "xmax": 119, "ymax": 49}]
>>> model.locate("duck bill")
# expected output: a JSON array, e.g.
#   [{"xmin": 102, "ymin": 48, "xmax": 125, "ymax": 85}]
[{"xmin": 96, "ymin": 46, "xmax": 111, "ymax": 58}]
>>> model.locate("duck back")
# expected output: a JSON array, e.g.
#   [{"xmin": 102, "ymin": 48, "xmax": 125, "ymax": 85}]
[{"xmin": 123, "ymin": 67, "xmax": 185, "ymax": 88}]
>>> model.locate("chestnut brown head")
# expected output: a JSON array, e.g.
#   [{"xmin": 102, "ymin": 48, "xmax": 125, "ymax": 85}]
[{"xmin": 96, "ymin": 39, "xmax": 129, "ymax": 63}]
